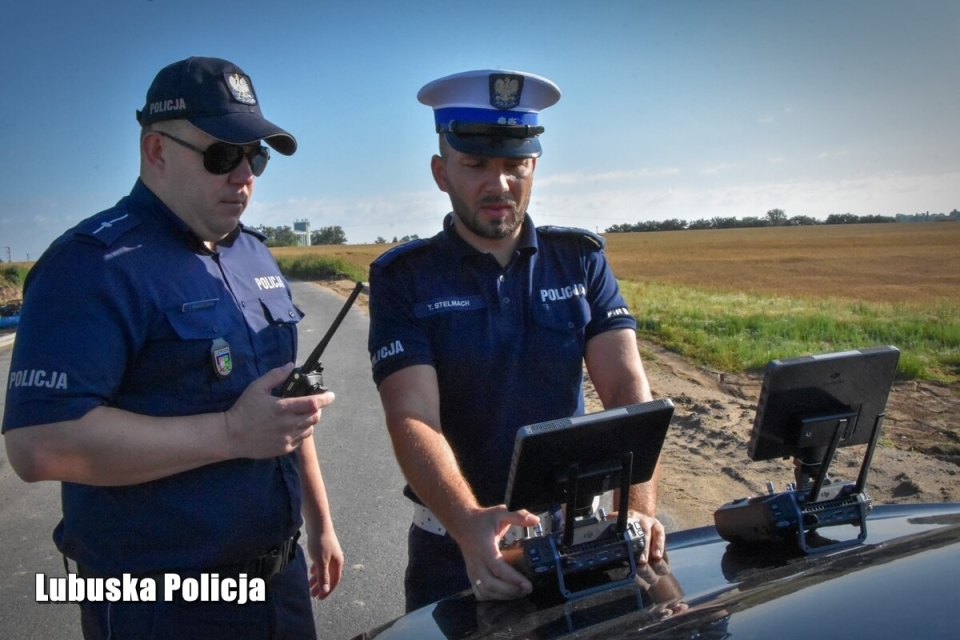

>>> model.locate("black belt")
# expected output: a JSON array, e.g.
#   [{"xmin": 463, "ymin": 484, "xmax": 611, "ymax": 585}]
[
  {"xmin": 73, "ymin": 531, "xmax": 301, "ymax": 582},
  {"xmin": 232, "ymin": 530, "xmax": 300, "ymax": 581}
]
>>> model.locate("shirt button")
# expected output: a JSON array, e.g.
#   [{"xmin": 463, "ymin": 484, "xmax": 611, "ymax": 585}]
[
  {"xmin": 502, "ymin": 296, "xmax": 511, "ymax": 304},
  {"xmin": 567, "ymin": 322, "xmax": 575, "ymax": 329},
  {"xmin": 288, "ymin": 310, "xmax": 296, "ymax": 318},
  {"xmin": 499, "ymin": 275, "xmax": 505, "ymax": 282}
]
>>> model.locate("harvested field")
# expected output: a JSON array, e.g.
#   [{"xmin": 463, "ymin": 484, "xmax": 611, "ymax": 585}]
[
  {"xmin": 601, "ymin": 222, "xmax": 960, "ymax": 305},
  {"xmin": 276, "ymin": 221, "xmax": 960, "ymax": 306}
]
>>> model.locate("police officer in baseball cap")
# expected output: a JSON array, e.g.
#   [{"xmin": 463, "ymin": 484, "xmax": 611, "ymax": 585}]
[
  {"xmin": 4, "ymin": 56, "xmax": 343, "ymax": 638},
  {"xmin": 137, "ymin": 56, "xmax": 297, "ymax": 156}
]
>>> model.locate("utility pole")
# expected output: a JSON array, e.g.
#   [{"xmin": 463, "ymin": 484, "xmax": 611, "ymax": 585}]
[{"xmin": 1, "ymin": 246, "xmax": 9, "ymax": 262}]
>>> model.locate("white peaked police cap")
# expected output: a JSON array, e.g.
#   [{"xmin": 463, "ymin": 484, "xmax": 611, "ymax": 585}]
[{"xmin": 417, "ymin": 69, "xmax": 561, "ymax": 158}]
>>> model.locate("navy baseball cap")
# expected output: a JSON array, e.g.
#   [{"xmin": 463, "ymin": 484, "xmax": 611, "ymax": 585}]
[
  {"xmin": 136, "ymin": 56, "xmax": 297, "ymax": 156},
  {"xmin": 418, "ymin": 69, "xmax": 561, "ymax": 158}
]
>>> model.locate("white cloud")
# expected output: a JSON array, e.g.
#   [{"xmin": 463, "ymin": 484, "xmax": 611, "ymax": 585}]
[
  {"xmin": 700, "ymin": 162, "xmax": 734, "ymax": 176},
  {"xmin": 818, "ymin": 150, "xmax": 849, "ymax": 160},
  {"xmin": 244, "ymin": 189, "xmax": 451, "ymax": 244},
  {"xmin": 535, "ymin": 168, "xmax": 680, "ymax": 188}
]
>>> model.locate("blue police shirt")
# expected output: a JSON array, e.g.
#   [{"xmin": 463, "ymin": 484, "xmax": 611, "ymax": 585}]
[
  {"xmin": 368, "ymin": 214, "xmax": 637, "ymax": 507},
  {"xmin": 2, "ymin": 180, "xmax": 304, "ymax": 575}
]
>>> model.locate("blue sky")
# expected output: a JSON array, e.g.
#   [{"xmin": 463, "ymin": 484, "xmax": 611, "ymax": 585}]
[{"xmin": 1, "ymin": 0, "xmax": 958, "ymax": 261}]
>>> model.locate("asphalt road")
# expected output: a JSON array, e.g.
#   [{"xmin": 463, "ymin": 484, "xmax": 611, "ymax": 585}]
[{"xmin": 0, "ymin": 281, "xmax": 408, "ymax": 639}]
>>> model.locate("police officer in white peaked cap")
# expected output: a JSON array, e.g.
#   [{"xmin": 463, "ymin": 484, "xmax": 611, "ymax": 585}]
[{"xmin": 368, "ymin": 68, "xmax": 664, "ymax": 612}]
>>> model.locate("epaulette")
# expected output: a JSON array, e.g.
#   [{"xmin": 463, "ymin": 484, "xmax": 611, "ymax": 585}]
[
  {"xmin": 371, "ymin": 238, "xmax": 430, "ymax": 269},
  {"xmin": 72, "ymin": 207, "xmax": 143, "ymax": 247},
  {"xmin": 537, "ymin": 225, "xmax": 605, "ymax": 250},
  {"xmin": 239, "ymin": 224, "xmax": 267, "ymax": 242}
]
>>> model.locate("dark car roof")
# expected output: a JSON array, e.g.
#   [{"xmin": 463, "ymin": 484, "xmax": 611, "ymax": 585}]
[{"xmin": 358, "ymin": 503, "xmax": 960, "ymax": 639}]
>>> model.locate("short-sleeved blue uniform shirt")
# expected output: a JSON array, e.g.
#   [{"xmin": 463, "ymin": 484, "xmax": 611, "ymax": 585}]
[
  {"xmin": 368, "ymin": 214, "xmax": 637, "ymax": 507},
  {"xmin": 2, "ymin": 180, "xmax": 304, "ymax": 575}
]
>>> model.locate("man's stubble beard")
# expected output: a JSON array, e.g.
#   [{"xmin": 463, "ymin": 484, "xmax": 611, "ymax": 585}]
[{"xmin": 448, "ymin": 186, "xmax": 529, "ymax": 241}]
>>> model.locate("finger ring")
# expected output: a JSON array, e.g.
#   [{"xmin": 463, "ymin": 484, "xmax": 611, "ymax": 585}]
[{"xmin": 475, "ymin": 579, "xmax": 482, "ymax": 587}]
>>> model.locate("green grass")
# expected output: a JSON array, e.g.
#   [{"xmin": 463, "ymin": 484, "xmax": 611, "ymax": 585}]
[
  {"xmin": 1, "ymin": 265, "xmax": 29, "ymax": 287},
  {"xmin": 621, "ymin": 281, "xmax": 960, "ymax": 383},
  {"xmin": 273, "ymin": 254, "xmax": 367, "ymax": 284}
]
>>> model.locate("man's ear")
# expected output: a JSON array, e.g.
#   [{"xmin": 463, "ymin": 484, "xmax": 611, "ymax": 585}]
[
  {"xmin": 141, "ymin": 131, "xmax": 165, "ymax": 171},
  {"xmin": 430, "ymin": 154, "xmax": 449, "ymax": 193}
]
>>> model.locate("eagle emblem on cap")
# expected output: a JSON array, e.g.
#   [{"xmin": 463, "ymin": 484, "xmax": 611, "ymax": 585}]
[
  {"xmin": 225, "ymin": 73, "xmax": 257, "ymax": 105},
  {"xmin": 489, "ymin": 74, "xmax": 524, "ymax": 110}
]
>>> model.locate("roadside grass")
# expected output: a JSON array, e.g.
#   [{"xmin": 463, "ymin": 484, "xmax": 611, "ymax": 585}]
[
  {"xmin": 0, "ymin": 265, "xmax": 29, "ymax": 304},
  {"xmin": 271, "ymin": 244, "xmax": 386, "ymax": 275},
  {"xmin": 621, "ymin": 280, "xmax": 960, "ymax": 383},
  {"xmin": 1, "ymin": 264, "xmax": 29, "ymax": 289},
  {"xmin": 272, "ymin": 254, "xmax": 367, "ymax": 284}
]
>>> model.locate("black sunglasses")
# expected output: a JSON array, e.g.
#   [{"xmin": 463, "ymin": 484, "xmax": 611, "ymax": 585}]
[{"xmin": 158, "ymin": 131, "xmax": 270, "ymax": 177}]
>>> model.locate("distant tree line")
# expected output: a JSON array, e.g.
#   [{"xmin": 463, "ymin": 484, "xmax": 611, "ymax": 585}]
[
  {"xmin": 823, "ymin": 213, "xmax": 896, "ymax": 225},
  {"xmin": 604, "ymin": 208, "xmax": 959, "ymax": 233},
  {"xmin": 896, "ymin": 209, "xmax": 960, "ymax": 223},
  {"xmin": 255, "ymin": 225, "xmax": 428, "ymax": 247},
  {"xmin": 255, "ymin": 207, "xmax": 960, "ymax": 245},
  {"xmin": 374, "ymin": 235, "xmax": 420, "ymax": 244},
  {"xmin": 255, "ymin": 225, "xmax": 348, "ymax": 246}
]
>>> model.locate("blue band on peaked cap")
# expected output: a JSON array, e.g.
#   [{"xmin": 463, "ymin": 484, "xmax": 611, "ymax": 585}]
[
  {"xmin": 418, "ymin": 69, "xmax": 561, "ymax": 158},
  {"xmin": 136, "ymin": 56, "xmax": 297, "ymax": 156},
  {"xmin": 434, "ymin": 107, "xmax": 541, "ymax": 127}
]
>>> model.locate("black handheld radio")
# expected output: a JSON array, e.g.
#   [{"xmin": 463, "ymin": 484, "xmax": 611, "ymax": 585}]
[{"xmin": 277, "ymin": 281, "xmax": 366, "ymax": 398}]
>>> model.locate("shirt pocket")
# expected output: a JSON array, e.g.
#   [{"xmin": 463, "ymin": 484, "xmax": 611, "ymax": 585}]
[
  {"xmin": 249, "ymin": 294, "xmax": 302, "ymax": 371},
  {"xmin": 532, "ymin": 297, "xmax": 591, "ymax": 335},
  {"xmin": 166, "ymin": 303, "xmax": 235, "ymax": 340},
  {"xmin": 160, "ymin": 302, "xmax": 245, "ymax": 408},
  {"xmin": 259, "ymin": 295, "xmax": 302, "ymax": 325},
  {"xmin": 528, "ymin": 298, "xmax": 591, "ymax": 384}
]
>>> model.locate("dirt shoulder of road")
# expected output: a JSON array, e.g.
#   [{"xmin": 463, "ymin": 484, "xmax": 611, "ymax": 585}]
[{"xmin": 613, "ymin": 341, "xmax": 960, "ymax": 529}]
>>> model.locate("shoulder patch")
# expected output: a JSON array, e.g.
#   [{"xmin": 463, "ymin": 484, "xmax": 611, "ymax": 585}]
[
  {"xmin": 72, "ymin": 208, "xmax": 143, "ymax": 247},
  {"xmin": 371, "ymin": 238, "xmax": 430, "ymax": 269},
  {"xmin": 239, "ymin": 224, "xmax": 267, "ymax": 242},
  {"xmin": 537, "ymin": 225, "xmax": 605, "ymax": 250}
]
